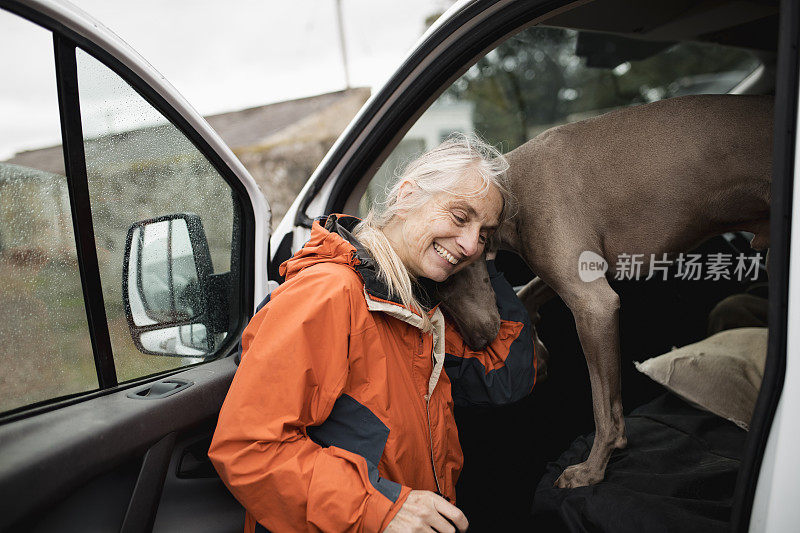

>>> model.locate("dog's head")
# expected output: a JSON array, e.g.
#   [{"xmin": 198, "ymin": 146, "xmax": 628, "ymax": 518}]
[
  {"xmin": 437, "ymin": 260, "xmax": 551, "ymax": 380},
  {"xmin": 436, "ymin": 259, "xmax": 501, "ymax": 350}
]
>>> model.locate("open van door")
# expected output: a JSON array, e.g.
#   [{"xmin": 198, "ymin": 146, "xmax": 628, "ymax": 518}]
[{"xmin": 0, "ymin": 1, "xmax": 268, "ymax": 531}]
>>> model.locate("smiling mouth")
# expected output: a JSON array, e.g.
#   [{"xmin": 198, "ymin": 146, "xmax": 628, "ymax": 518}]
[{"xmin": 433, "ymin": 242, "xmax": 459, "ymax": 265}]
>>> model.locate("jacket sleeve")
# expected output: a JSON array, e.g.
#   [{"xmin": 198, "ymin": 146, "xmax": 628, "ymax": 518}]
[
  {"xmin": 209, "ymin": 266, "xmax": 410, "ymax": 532},
  {"xmin": 443, "ymin": 260, "xmax": 538, "ymax": 407}
]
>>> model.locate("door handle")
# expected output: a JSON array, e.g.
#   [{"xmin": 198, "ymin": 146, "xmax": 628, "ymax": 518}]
[{"xmin": 127, "ymin": 378, "xmax": 193, "ymax": 399}]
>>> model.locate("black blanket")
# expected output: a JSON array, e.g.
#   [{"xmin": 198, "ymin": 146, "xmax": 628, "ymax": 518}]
[{"xmin": 533, "ymin": 393, "xmax": 747, "ymax": 533}]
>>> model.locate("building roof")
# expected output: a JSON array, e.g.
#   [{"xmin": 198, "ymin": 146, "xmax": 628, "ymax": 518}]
[
  {"xmin": 2, "ymin": 87, "xmax": 371, "ymax": 175},
  {"xmin": 206, "ymin": 88, "xmax": 368, "ymax": 149}
]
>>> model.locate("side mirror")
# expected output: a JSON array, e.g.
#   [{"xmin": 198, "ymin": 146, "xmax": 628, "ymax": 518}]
[{"xmin": 123, "ymin": 214, "xmax": 217, "ymax": 357}]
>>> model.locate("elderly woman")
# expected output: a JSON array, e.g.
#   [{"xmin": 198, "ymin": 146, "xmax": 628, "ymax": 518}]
[{"xmin": 209, "ymin": 135, "xmax": 539, "ymax": 533}]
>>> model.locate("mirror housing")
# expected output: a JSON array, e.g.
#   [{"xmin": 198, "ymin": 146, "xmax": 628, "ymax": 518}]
[{"xmin": 122, "ymin": 213, "xmax": 223, "ymax": 357}]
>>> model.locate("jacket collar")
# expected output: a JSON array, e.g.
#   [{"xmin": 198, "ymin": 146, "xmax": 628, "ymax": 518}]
[
  {"xmin": 319, "ymin": 214, "xmax": 447, "ymax": 397},
  {"xmin": 320, "ymin": 214, "xmax": 440, "ymax": 313}
]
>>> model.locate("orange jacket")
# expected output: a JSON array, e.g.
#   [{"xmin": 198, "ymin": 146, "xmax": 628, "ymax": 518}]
[{"xmin": 209, "ymin": 214, "xmax": 537, "ymax": 532}]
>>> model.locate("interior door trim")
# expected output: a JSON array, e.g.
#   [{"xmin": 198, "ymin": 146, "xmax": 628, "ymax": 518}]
[
  {"xmin": 120, "ymin": 432, "xmax": 177, "ymax": 533},
  {"xmin": 731, "ymin": 0, "xmax": 798, "ymax": 530},
  {"xmin": 0, "ymin": 357, "xmax": 237, "ymax": 529}
]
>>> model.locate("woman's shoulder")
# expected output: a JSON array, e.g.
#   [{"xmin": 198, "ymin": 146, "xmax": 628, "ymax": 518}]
[{"xmin": 275, "ymin": 262, "xmax": 365, "ymax": 302}]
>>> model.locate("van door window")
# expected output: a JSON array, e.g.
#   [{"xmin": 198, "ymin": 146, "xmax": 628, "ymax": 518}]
[
  {"xmin": 358, "ymin": 27, "xmax": 761, "ymax": 213},
  {"xmin": 0, "ymin": 11, "xmax": 97, "ymax": 413},
  {"xmin": 75, "ymin": 49, "xmax": 239, "ymax": 382}
]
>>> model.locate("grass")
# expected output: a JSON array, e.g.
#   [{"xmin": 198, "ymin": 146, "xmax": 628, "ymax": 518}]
[{"xmin": 1, "ymin": 252, "xmax": 184, "ymax": 413}]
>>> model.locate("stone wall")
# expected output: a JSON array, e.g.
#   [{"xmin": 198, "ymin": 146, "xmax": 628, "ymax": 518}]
[{"xmin": 232, "ymin": 87, "xmax": 370, "ymax": 228}]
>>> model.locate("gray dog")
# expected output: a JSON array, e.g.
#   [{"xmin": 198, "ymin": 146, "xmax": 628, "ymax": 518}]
[{"xmin": 438, "ymin": 94, "xmax": 773, "ymax": 488}]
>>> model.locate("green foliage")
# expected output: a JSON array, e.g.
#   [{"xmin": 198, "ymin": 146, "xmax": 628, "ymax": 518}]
[{"xmin": 446, "ymin": 27, "xmax": 760, "ymax": 151}]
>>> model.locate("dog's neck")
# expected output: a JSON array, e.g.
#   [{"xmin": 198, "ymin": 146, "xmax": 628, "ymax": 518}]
[{"xmin": 495, "ymin": 142, "xmax": 550, "ymax": 253}]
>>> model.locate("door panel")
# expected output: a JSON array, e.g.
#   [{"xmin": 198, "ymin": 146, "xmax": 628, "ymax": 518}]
[
  {"xmin": 152, "ymin": 427, "xmax": 244, "ymax": 533},
  {"xmin": 23, "ymin": 458, "xmax": 141, "ymax": 532},
  {"xmin": 0, "ymin": 357, "xmax": 239, "ymax": 530}
]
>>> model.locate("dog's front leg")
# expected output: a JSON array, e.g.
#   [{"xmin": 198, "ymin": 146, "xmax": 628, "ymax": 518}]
[
  {"xmin": 556, "ymin": 278, "xmax": 627, "ymax": 488},
  {"xmin": 517, "ymin": 277, "xmax": 555, "ymax": 381}
]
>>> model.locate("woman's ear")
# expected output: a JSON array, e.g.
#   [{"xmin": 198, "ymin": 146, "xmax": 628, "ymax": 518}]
[{"xmin": 394, "ymin": 180, "xmax": 419, "ymax": 217}]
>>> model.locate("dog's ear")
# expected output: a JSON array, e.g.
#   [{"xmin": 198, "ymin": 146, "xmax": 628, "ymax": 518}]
[{"xmin": 485, "ymin": 232, "xmax": 501, "ymax": 258}]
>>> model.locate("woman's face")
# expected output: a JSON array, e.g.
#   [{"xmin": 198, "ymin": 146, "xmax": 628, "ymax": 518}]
[{"xmin": 391, "ymin": 174, "xmax": 503, "ymax": 282}]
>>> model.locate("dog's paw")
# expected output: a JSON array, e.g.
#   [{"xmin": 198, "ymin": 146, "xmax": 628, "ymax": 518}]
[{"xmin": 554, "ymin": 462, "xmax": 604, "ymax": 488}]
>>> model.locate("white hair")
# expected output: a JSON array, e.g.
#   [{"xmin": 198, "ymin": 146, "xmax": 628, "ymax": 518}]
[{"xmin": 354, "ymin": 133, "xmax": 513, "ymax": 329}]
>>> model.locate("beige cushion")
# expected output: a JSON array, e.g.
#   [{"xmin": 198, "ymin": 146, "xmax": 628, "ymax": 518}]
[{"xmin": 635, "ymin": 327, "xmax": 767, "ymax": 430}]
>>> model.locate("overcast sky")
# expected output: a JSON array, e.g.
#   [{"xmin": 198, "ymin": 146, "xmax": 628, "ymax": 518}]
[{"xmin": 2, "ymin": 0, "xmax": 452, "ymax": 159}]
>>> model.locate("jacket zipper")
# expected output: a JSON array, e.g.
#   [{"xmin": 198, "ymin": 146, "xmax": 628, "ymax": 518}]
[
  {"xmin": 425, "ymin": 393, "xmax": 442, "ymax": 495},
  {"xmin": 425, "ymin": 333, "xmax": 442, "ymax": 494}
]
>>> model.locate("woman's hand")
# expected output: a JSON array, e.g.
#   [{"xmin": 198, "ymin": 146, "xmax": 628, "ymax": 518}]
[{"xmin": 384, "ymin": 490, "xmax": 468, "ymax": 532}]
